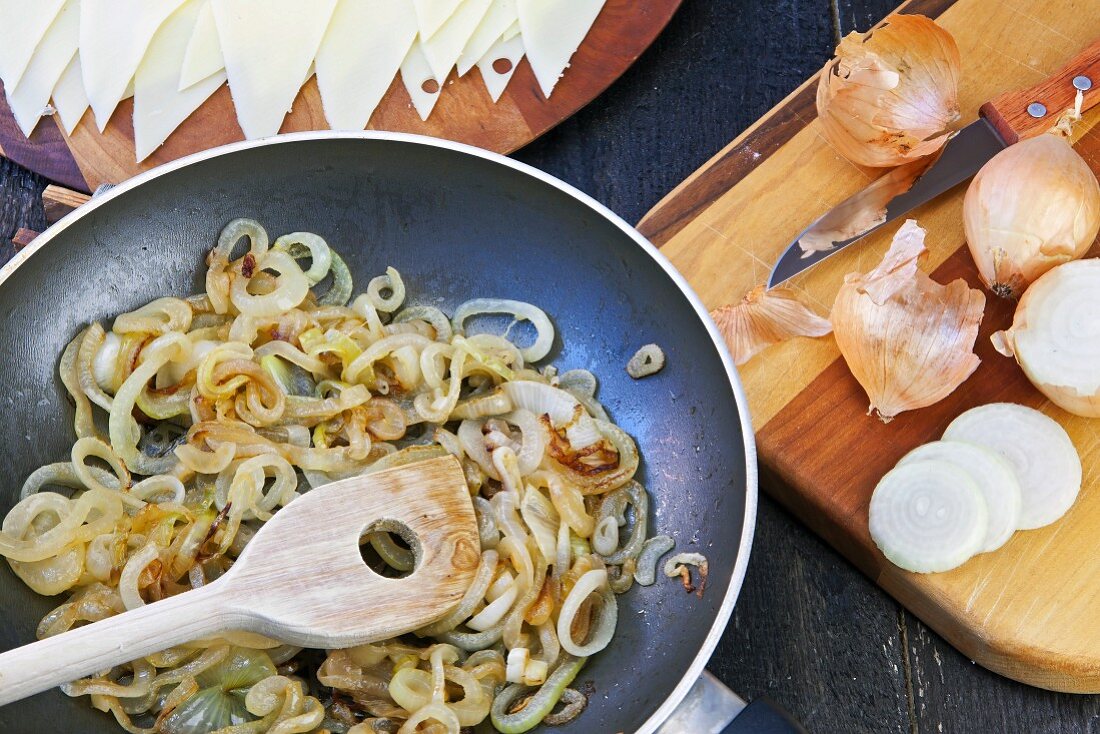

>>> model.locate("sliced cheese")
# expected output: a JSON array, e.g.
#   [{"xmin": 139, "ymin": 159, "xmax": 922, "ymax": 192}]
[
  {"xmin": 413, "ymin": 0, "xmax": 462, "ymax": 40},
  {"xmin": 501, "ymin": 19, "xmax": 521, "ymax": 42},
  {"xmin": 80, "ymin": 0, "xmax": 186, "ymax": 130},
  {"xmin": 516, "ymin": 0, "xmax": 604, "ymax": 98},
  {"xmin": 421, "ymin": 0, "xmax": 493, "ymax": 81},
  {"xmin": 0, "ymin": 0, "xmax": 66, "ymax": 90},
  {"xmin": 51, "ymin": 53, "xmax": 89, "ymax": 134},
  {"xmin": 316, "ymin": 0, "xmax": 417, "ymax": 131},
  {"xmin": 134, "ymin": 0, "xmax": 226, "ymax": 161},
  {"xmin": 400, "ymin": 41, "xmax": 441, "ymax": 122},
  {"xmin": 477, "ymin": 33, "xmax": 524, "ymax": 103},
  {"xmin": 6, "ymin": 0, "xmax": 79, "ymax": 137},
  {"xmin": 178, "ymin": 0, "xmax": 224, "ymax": 90},
  {"xmin": 456, "ymin": 0, "xmax": 516, "ymax": 77},
  {"xmin": 212, "ymin": 0, "xmax": 337, "ymax": 139}
]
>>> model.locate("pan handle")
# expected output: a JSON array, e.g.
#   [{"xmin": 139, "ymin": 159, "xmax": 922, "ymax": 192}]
[{"xmin": 655, "ymin": 671, "xmax": 808, "ymax": 734}]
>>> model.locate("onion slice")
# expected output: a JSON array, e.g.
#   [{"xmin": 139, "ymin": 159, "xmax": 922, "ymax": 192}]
[
  {"xmin": 452, "ymin": 298, "xmax": 555, "ymax": 363},
  {"xmin": 943, "ymin": 403, "xmax": 1081, "ymax": 530},
  {"xmin": 556, "ymin": 569, "xmax": 616, "ymax": 656},
  {"xmin": 626, "ymin": 344, "xmax": 665, "ymax": 378},
  {"xmin": 868, "ymin": 460, "xmax": 987, "ymax": 573},
  {"xmin": 896, "ymin": 441, "xmax": 1021, "ymax": 552}
]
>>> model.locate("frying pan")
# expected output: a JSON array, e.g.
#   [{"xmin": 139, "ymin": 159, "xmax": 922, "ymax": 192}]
[{"xmin": 0, "ymin": 133, "xmax": 804, "ymax": 733}]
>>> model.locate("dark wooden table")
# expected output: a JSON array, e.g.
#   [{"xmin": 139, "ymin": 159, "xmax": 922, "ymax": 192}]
[{"xmin": 3, "ymin": 1, "xmax": 1099, "ymax": 731}]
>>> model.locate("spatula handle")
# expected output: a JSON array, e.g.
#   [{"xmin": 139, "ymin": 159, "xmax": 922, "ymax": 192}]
[{"xmin": 0, "ymin": 582, "xmax": 231, "ymax": 707}]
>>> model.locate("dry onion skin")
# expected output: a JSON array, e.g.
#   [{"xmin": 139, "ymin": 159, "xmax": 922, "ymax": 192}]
[
  {"xmin": 830, "ymin": 220, "xmax": 985, "ymax": 421},
  {"xmin": 964, "ymin": 100, "xmax": 1100, "ymax": 299},
  {"xmin": 993, "ymin": 259, "xmax": 1100, "ymax": 416},
  {"xmin": 0, "ymin": 218, "xmax": 682, "ymax": 734},
  {"xmin": 816, "ymin": 14, "xmax": 961, "ymax": 168},
  {"xmin": 710, "ymin": 286, "xmax": 832, "ymax": 365}
]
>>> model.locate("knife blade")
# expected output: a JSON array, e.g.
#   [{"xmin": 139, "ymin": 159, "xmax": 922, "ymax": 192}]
[
  {"xmin": 768, "ymin": 118, "xmax": 1005, "ymax": 288},
  {"xmin": 767, "ymin": 35, "xmax": 1100, "ymax": 288}
]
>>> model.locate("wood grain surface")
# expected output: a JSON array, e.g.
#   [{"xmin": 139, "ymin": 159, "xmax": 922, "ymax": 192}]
[
  {"xmin": 642, "ymin": 0, "xmax": 1100, "ymax": 693},
  {"xmin": 0, "ymin": 0, "xmax": 680, "ymax": 193}
]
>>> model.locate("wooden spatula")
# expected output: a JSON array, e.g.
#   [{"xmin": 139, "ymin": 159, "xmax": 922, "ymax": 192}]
[{"xmin": 0, "ymin": 455, "xmax": 480, "ymax": 707}]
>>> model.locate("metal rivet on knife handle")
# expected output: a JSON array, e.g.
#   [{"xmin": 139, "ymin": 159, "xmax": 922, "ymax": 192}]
[
  {"xmin": 1027, "ymin": 102, "xmax": 1048, "ymax": 118},
  {"xmin": 1073, "ymin": 75, "xmax": 1093, "ymax": 91}
]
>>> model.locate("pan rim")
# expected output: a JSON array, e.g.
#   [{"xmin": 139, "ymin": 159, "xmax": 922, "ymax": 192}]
[{"xmin": 0, "ymin": 130, "xmax": 758, "ymax": 734}]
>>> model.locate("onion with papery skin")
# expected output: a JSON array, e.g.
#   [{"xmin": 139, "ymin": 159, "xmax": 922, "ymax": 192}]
[
  {"xmin": 831, "ymin": 220, "xmax": 985, "ymax": 422},
  {"xmin": 711, "ymin": 286, "xmax": 832, "ymax": 365},
  {"xmin": 993, "ymin": 259, "xmax": 1100, "ymax": 415},
  {"xmin": 816, "ymin": 14, "xmax": 960, "ymax": 167},
  {"xmin": 964, "ymin": 101, "xmax": 1100, "ymax": 299}
]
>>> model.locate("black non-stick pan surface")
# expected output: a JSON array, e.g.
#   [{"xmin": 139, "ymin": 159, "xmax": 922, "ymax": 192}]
[{"xmin": 0, "ymin": 133, "xmax": 756, "ymax": 734}]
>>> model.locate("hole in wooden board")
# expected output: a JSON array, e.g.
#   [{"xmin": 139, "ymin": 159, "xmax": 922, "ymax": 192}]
[
  {"xmin": 492, "ymin": 58, "xmax": 513, "ymax": 75},
  {"xmin": 421, "ymin": 78, "xmax": 440, "ymax": 95},
  {"xmin": 359, "ymin": 519, "xmax": 419, "ymax": 579}
]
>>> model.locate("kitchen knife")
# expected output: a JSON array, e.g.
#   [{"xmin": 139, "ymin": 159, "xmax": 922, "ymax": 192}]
[{"xmin": 768, "ymin": 36, "xmax": 1100, "ymax": 288}]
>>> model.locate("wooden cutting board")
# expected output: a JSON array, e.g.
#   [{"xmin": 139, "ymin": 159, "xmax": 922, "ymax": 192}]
[
  {"xmin": 640, "ymin": 0, "xmax": 1100, "ymax": 693},
  {"xmin": 0, "ymin": 0, "xmax": 679, "ymax": 193}
]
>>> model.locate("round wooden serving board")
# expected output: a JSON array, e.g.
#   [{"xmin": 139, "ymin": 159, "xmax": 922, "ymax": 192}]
[
  {"xmin": 0, "ymin": 0, "xmax": 680, "ymax": 193},
  {"xmin": 640, "ymin": 0, "xmax": 1100, "ymax": 694}
]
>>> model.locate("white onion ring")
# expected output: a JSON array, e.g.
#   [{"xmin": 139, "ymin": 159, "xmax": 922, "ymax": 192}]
[
  {"xmin": 557, "ymin": 569, "xmax": 617, "ymax": 656},
  {"xmin": 452, "ymin": 298, "xmax": 554, "ymax": 362}
]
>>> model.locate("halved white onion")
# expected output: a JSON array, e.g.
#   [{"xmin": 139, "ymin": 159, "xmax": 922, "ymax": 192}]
[
  {"xmin": 992, "ymin": 260, "xmax": 1100, "ymax": 416},
  {"xmin": 868, "ymin": 460, "xmax": 987, "ymax": 573},
  {"xmin": 943, "ymin": 403, "xmax": 1081, "ymax": 530},
  {"xmin": 897, "ymin": 441, "xmax": 1021, "ymax": 552}
]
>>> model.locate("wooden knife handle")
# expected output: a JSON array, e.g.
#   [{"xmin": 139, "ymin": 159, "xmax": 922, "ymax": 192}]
[{"xmin": 980, "ymin": 37, "xmax": 1100, "ymax": 144}]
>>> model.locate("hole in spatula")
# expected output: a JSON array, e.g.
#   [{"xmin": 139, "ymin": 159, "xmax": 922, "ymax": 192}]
[{"xmin": 359, "ymin": 519, "xmax": 419, "ymax": 579}]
